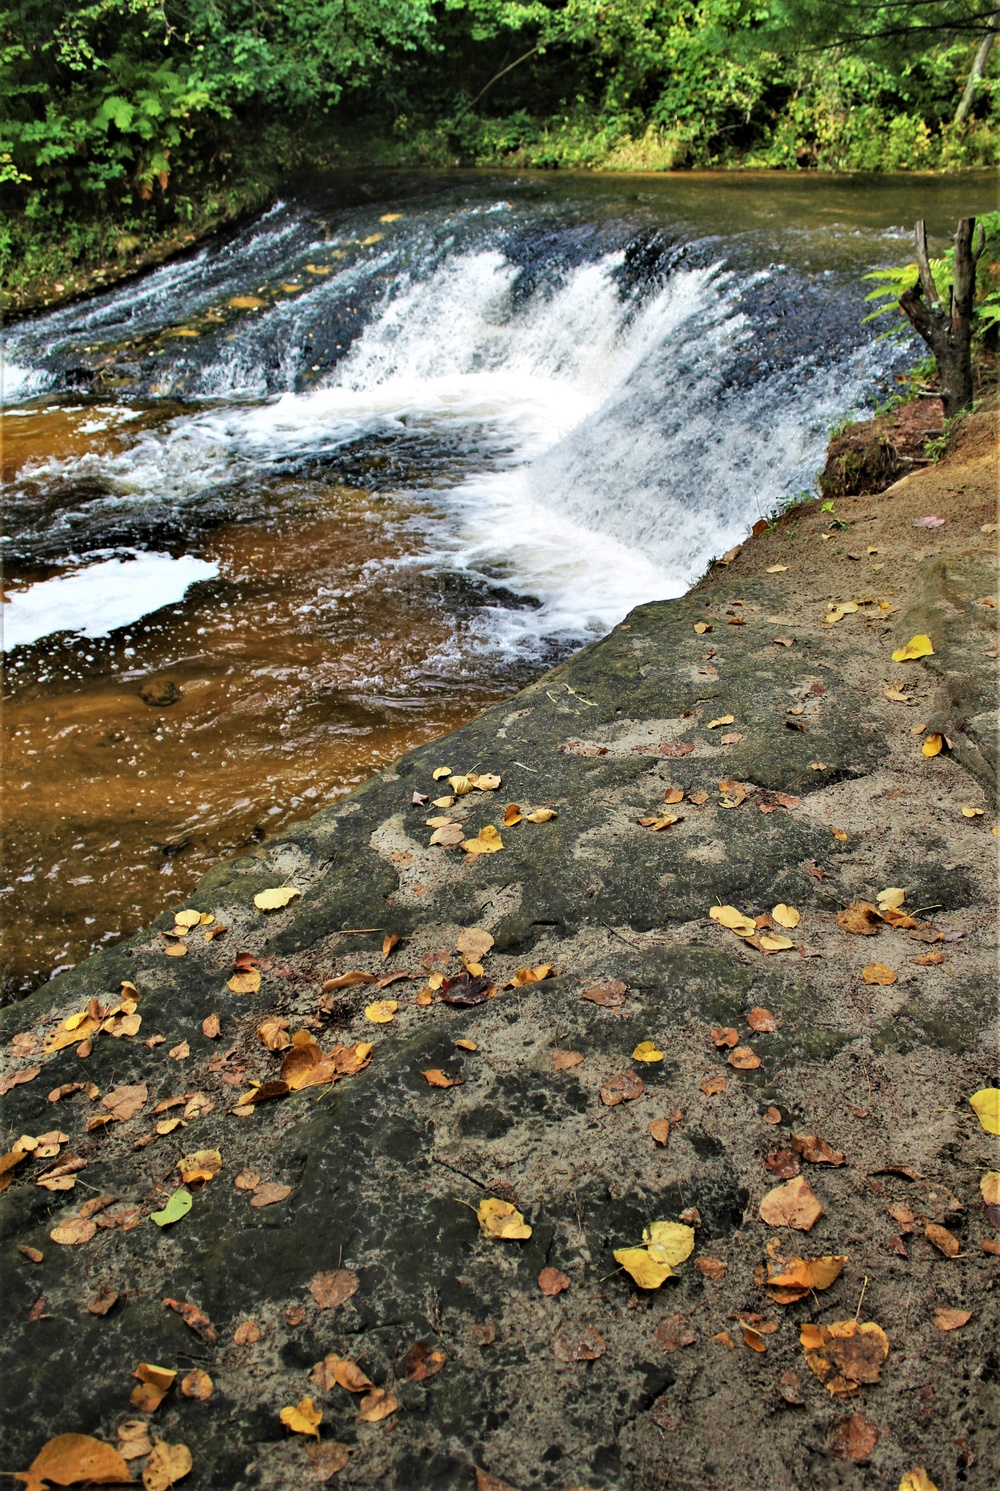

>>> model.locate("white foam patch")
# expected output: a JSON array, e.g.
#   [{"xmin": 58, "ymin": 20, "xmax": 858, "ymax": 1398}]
[{"xmin": 2, "ymin": 551, "xmax": 219, "ymax": 650}]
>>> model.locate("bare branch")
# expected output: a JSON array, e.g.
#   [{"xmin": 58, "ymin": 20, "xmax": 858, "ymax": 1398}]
[{"xmin": 914, "ymin": 220, "xmax": 940, "ymax": 305}]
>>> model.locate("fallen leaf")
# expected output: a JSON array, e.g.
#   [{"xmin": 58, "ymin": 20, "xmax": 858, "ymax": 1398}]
[
  {"xmin": 763, "ymin": 1105, "xmax": 782, "ymax": 1124},
  {"xmin": 306, "ymin": 1442, "xmax": 352, "ymax": 1482},
  {"xmin": 478, "ymin": 1198, "xmax": 531, "ymax": 1239},
  {"xmin": 180, "ymin": 1369, "xmax": 213, "ymax": 1399},
  {"xmin": 422, "ymin": 1068, "xmax": 464, "ymax": 1088},
  {"xmin": 455, "ymin": 1039, "xmax": 478, "ymax": 1052},
  {"xmin": 765, "ymin": 1147, "xmax": 801, "ymax": 1180},
  {"xmin": 177, "ymin": 1149, "xmax": 221, "ymax": 1185},
  {"xmin": 700, "ymin": 1074, "xmax": 726, "ymax": 1097},
  {"xmin": 650, "ymin": 1118, "xmax": 670, "ymax": 1145},
  {"xmin": 934, "ymin": 1306, "xmax": 971, "ymax": 1330},
  {"xmin": 552, "ymin": 1326, "xmax": 605, "ymax": 1363},
  {"xmin": 925, "ymin": 1222, "xmax": 959, "ymax": 1257},
  {"xmin": 404, "ymin": 1341, "xmax": 447, "ymax": 1381},
  {"xmin": 552, "ymin": 1050, "xmax": 584, "ymax": 1071},
  {"xmin": 17, "ymin": 1245, "xmax": 44, "ymax": 1264},
  {"xmin": 747, "ymin": 1008, "xmax": 778, "ymax": 1033},
  {"xmin": 257, "ymin": 1017, "xmax": 291, "ymax": 1051},
  {"xmin": 118, "ymin": 1420, "xmax": 153, "ymax": 1461},
  {"xmin": 801, "ymin": 1319, "xmax": 889, "ymax": 1395},
  {"xmin": 201, "ymin": 1014, "xmax": 221, "ymax": 1039},
  {"xmin": 707, "ymin": 714, "xmax": 735, "ymax": 729},
  {"xmin": 227, "ymin": 970, "xmax": 261, "ymax": 995},
  {"xmin": 101, "ymin": 1083, "xmax": 148, "ymax": 1122},
  {"xmin": 771, "ymin": 904, "xmax": 800, "ymax": 929},
  {"xmin": 87, "ymin": 1286, "xmax": 119, "ymax": 1316},
  {"xmin": 922, "ymin": 732, "xmax": 944, "ymax": 757},
  {"xmin": 456, "ymin": 928, "xmax": 495, "ymax": 963},
  {"xmin": 728, "ymin": 1046, "xmax": 760, "ymax": 1070},
  {"xmin": 233, "ymin": 1319, "xmax": 260, "ymax": 1345},
  {"xmin": 711, "ymin": 1027, "xmax": 739, "ymax": 1047},
  {"xmin": 309, "ymin": 1269, "xmax": 359, "ymax": 1310},
  {"xmin": 828, "ymin": 1414, "xmax": 878, "ymax": 1462},
  {"xmin": 254, "ymin": 886, "xmax": 302, "ymax": 911},
  {"xmin": 654, "ymin": 1314, "xmax": 696, "ymax": 1352},
  {"xmin": 151, "ymin": 1189, "xmax": 193, "ymax": 1227},
  {"xmin": 759, "ymin": 933, "xmax": 795, "ymax": 953},
  {"xmin": 718, "ymin": 780, "xmax": 746, "ymax": 807},
  {"xmin": 322, "ymin": 970, "xmax": 378, "ymax": 989},
  {"xmin": 709, "ymin": 904, "xmax": 756, "ymax": 937},
  {"xmin": 250, "ymin": 1183, "xmax": 292, "ymax": 1208},
  {"xmin": 461, "ymin": 825, "xmax": 504, "ymax": 855},
  {"xmin": 49, "ymin": 1218, "xmax": 97, "ymax": 1246},
  {"xmin": 778, "ymin": 1368, "xmax": 804, "ymax": 1405},
  {"xmin": 694, "ymin": 621, "xmax": 712, "ymax": 634},
  {"xmin": 280, "ymin": 1397, "xmax": 321, "ymax": 1438},
  {"xmin": 615, "ymin": 1220, "xmax": 695, "ymax": 1289},
  {"xmin": 970, "ymin": 1087, "xmax": 1000, "ymax": 1134},
  {"xmin": 899, "ymin": 1472, "xmax": 938, "ymax": 1491},
  {"xmin": 509, "ymin": 963, "xmax": 554, "ymax": 985},
  {"xmin": 163, "ymin": 1298, "xmax": 215, "ymax": 1339},
  {"xmin": 760, "ymin": 1176, "xmax": 824, "ymax": 1230},
  {"xmin": 764, "ymin": 1254, "xmax": 847, "ymax": 1303},
  {"xmin": 892, "ymin": 634, "xmax": 934, "ymax": 662},
  {"xmin": 142, "ymin": 1441, "xmax": 192, "ymax": 1491},
  {"xmin": 503, "ymin": 804, "xmax": 523, "ymax": 826},
  {"xmin": 357, "ymin": 1388, "xmax": 398, "ymax": 1423},
  {"xmin": 712, "ymin": 1329, "xmax": 736, "ymax": 1350},
  {"xmin": 632, "ymin": 1040, "xmax": 664, "ymax": 1063},
  {"xmin": 538, "ymin": 1267, "xmax": 571, "ymax": 1297},
  {"xmin": 663, "ymin": 787, "xmax": 685, "ymax": 804},
  {"xmin": 837, "ymin": 902, "xmax": 883, "ymax": 936},
  {"xmin": 525, "ymin": 808, "xmax": 557, "ymax": 823},
  {"xmin": 581, "ymin": 980, "xmax": 627, "ymax": 1007},
  {"xmin": 15, "ymin": 1435, "xmax": 131, "ymax": 1491},
  {"xmin": 689, "ymin": 788, "xmax": 710, "ymax": 804},
  {"xmin": 131, "ymin": 1363, "xmax": 177, "ymax": 1411},
  {"xmin": 695, "ymin": 1256, "xmax": 728, "ymax": 1280},
  {"xmin": 791, "ymin": 1133, "xmax": 846, "ymax": 1166},
  {"xmin": 862, "ymin": 963, "xmax": 897, "ymax": 985},
  {"xmin": 364, "ymin": 1000, "xmax": 398, "ymax": 1024},
  {"xmin": 639, "ymin": 813, "xmax": 680, "ymax": 830},
  {"xmin": 600, "ymin": 1072, "xmax": 644, "ymax": 1106},
  {"xmin": 441, "ymin": 972, "xmax": 492, "ymax": 1004}
]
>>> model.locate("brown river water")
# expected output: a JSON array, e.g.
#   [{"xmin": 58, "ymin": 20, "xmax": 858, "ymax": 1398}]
[{"xmin": 2, "ymin": 169, "xmax": 995, "ymax": 999}]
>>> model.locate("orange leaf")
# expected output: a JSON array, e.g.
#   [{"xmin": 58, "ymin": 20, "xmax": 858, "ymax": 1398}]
[{"xmin": 14, "ymin": 1435, "xmax": 131, "ymax": 1491}]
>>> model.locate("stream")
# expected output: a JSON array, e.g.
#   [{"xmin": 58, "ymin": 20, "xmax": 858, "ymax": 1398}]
[{"xmin": 2, "ymin": 168, "xmax": 994, "ymax": 1000}]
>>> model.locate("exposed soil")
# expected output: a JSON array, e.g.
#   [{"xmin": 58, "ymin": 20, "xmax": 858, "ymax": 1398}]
[{"xmin": 0, "ymin": 410, "xmax": 997, "ymax": 1491}]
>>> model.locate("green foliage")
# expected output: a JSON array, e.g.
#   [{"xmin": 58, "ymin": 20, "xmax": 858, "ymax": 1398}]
[
  {"xmin": 2, "ymin": 1, "xmax": 998, "ymax": 298},
  {"xmin": 862, "ymin": 210, "xmax": 1000, "ymax": 337}
]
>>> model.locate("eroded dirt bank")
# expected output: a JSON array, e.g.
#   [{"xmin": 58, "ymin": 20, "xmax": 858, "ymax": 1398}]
[{"xmin": 1, "ymin": 411, "xmax": 997, "ymax": 1491}]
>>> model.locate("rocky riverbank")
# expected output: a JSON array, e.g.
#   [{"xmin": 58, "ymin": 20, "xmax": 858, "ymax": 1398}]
[{"xmin": 1, "ymin": 408, "xmax": 997, "ymax": 1491}]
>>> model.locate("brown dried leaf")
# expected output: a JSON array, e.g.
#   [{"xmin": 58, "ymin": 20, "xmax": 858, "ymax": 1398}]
[
  {"xmin": 357, "ymin": 1388, "xmax": 397, "ymax": 1423},
  {"xmin": 101, "ymin": 1083, "xmax": 148, "ymax": 1123},
  {"xmin": 600, "ymin": 1072, "xmax": 644, "ymax": 1106},
  {"xmin": 694, "ymin": 1256, "xmax": 728, "ymax": 1280},
  {"xmin": 163, "ymin": 1297, "xmax": 216, "ymax": 1339},
  {"xmin": 828, "ymin": 1414, "xmax": 879, "ymax": 1462},
  {"xmin": 581, "ymin": 980, "xmax": 627, "ymax": 1007},
  {"xmin": 649, "ymin": 1118, "xmax": 670, "ymax": 1146},
  {"xmin": 934, "ymin": 1307, "xmax": 971, "ymax": 1330},
  {"xmin": 538, "ymin": 1266, "xmax": 571, "ymax": 1297},
  {"xmin": 130, "ymin": 1363, "xmax": 177, "ymax": 1411},
  {"xmin": 654, "ymin": 1314, "xmax": 696, "ymax": 1352},
  {"xmin": 728, "ymin": 1046, "xmax": 761, "ymax": 1070},
  {"xmin": 800, "ymin": 1319, "xmax": 889, "ymax": 1395},
  {"xmin": 747, "ymin": 1007, "xmax": 778, "ymax": 1033},
  {"xmin": 791, "ymin": 1132, "xmax": 846, "ymax": 1166},
  {"xmin": 552, "ymin": 1325, "xmax": 605, "ymax": 1363},
  {"xmin": 759, "ymin": 1176, "xmax": 824, "ymax": 1231},
  {"xmin": 421, "ymin": 1068, "xmax": 464, "ymax": 1089},
  {"xmin": 552, "ymin": 1049, "xmax": 584, "ymax": 1071},
  {"xmin": 711, "ymin": 1027, "xmax": 739, "ymax": 1047},
  {"xmin": 700, "ymin": 1074, "xmax": 726, "ymax": 1097},
  {"xmin": 403, "ymin": 1341, "xmax": 447, "ymax": 1381},
  {"xmin": 925, "ymin": 1223, "xmax": 959, "ymax": 1257},
  {"xmin": 837, "ymin": 902, "xmax": 883, "ymax": 936},
  {"xmin": 309, "ymin": 1269, "xmax": 359, "ymax": 1310},
  {"xmin": 233, "ymin": 1319, "xmax": 260, "ymax": 1345},
  {"xmin": 765, "ymin": 1148, "xmax": 801, "ymax": 1180},
  {"xmin": 249, "ymin": 1183, "xmax": 292, "ymax": 1208}
]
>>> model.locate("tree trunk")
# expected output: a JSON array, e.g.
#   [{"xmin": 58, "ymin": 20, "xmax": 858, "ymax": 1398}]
[
  {"xmin": 898, "ymin": 218, "xmax": 983, "ymax": 419},
  {"xmin": 954, "ymin": 16, "xmax": 998, "ymax": 126}
]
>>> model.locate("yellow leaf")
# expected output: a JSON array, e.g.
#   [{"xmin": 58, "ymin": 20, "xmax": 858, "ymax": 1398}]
[
  {"xmin": 228, "ymin": 296, "xmax": 264, "ymax": 309},
  {"xmin": 432, "ymin": 766, "xmax": 452, "ymax": 779},
  {"xmin": 970, "ymin": 1088, "xmax": 1000, "ymax": 1135},
  {"xmin": 364, "ymin": 1000, "xmax": 397, "ymax": 1024},
  {"xmin": 305, "ymin": 264, "xmax": 330, "ymax": 275},
  {"xmin": 707, "ymin": 714, "xmax": 735, "ymax": 728},
  {"xmin": 980, "ymin": 1171, "xmax": 1000, "ymax": 1206},
  {"xmin": 227, "ymin": 970, "xmax": 261, "ymax": 995},
  {"xmin": 15, "ymin": 1435, "xmax": 131, "ymax": 1491},
  {"xmin": 876, "ymin": 887, "xmax": 906, "ymax": 908},
  {"xmin": 503, "ymin": 804, "xmax": 522, "ymax": 826},
  {"xmin": 142, "ymin": 1440, "xmax": 193, "ymax": 1491},
  {"xmin": 644, "ymin": 1221, "xmax": 696, "ymax": 1266},
  {"xmin": 179, "ymin": 1369, "xmax": 213, "ymax": 1400},
  {"xmin": 961, "ymin": 805, "xmax": 983, "ymax": 817},
  {"xmin": 862, "ymin": 963, "xmax": 897, "ymax": 985},
  {"xmin": 694, "ymin": 621, "xmax": 712, "ymax": 634},
  {"xmin": 279, "ymin": 1397, "xmax": 322, "ymax": 1438},
  {"xmin": 380, "ymin": 213, "xmax": 403, "ymax": 222},
  {"xmin": 899, "ymin": 1471, "xmax": 938, "ymax": 1491},
  {"xmin": 632, "ymin": 1041, "xmax": 664, "ymax": 1062},
  {"xmin": 613, "ymin": 1245, "xmax": 674, "ymax": 1289},
  {"xmin": 360, "ymin": 233, "xmax": 384, "ymax": 247},
  {"xmin": 772, "ymin": 904, "xmax": 800, "ymax": 928},
  {"xmin": 892, "ymin": 634, "xmax": 934, "ymax": 662},
  {"xmin": 461, "ymin": 825, "xmax": 503, "ymax": 855},
  {"xmin": 525, "ymin": 807, "xmax": 557, "ymax": 822},
  {"xmin": 475, "ymin": 773, "xmax": 502, "ymax": 791},
  {"xmin": 131, "ymin": 1364, "xmax": 177, "ymax": 1411},
  {"xmin": 448, "ymin": 774, "xmax": 474, "ymax": 795},
  {"xmin": 766, "ymin": 564, "xmax": 788, "ymax": 573},
  {"xmin": 253, "ymin": 886, "xmax": 301, "ymax": 911},
  {"xmin": 709, "ymin": 904, "xmax": 756, "ymax": 937},
  {"xmin": 177, "ymin": 1149, "xmax": 222, "ymax": 1184},
  {"xmin": 477, "ymin": 1198, "xmax": 531, "ymax": 1239},
  {"xmin": 173, "ymin": 909, "xmax": 202, "ymax": 928},
  {"xmin": 759, "ymin": 933, "xmax": 794, "ymax": 952},
  {"xmin": 922, "ymin": 733, "xmax": 944, "ymax": 757}
]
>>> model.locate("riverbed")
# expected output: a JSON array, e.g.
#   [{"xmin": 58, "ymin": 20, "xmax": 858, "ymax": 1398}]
[{"xmin": 2, "ymin": 168, "xmax": 994, "ymax": 998}]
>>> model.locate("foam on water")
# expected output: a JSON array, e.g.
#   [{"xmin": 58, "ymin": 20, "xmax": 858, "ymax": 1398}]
[
  {"xmin": 2, "ymin": 551, "xmax": 219, "ymax": 650},
  {"xmin": 6, "ymin": 219, "xmax": 900, "ymax": 657}
]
